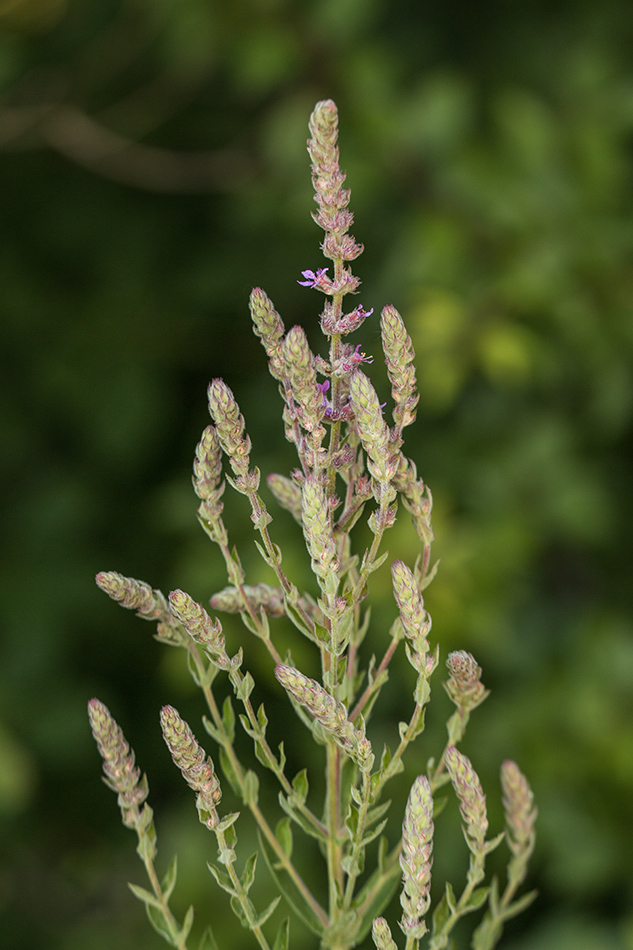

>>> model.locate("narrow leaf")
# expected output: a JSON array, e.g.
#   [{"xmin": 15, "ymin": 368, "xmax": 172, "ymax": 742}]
[
  {"xmin": 257, "ymin": 830, "xmax": 326, "ymax": 936},
  {"xmin": 145, "ymin": 902, "xmax": 174, "ymax": 941},
  {"xmin": 273, "ymin": 917, "xmax": 290, "ymax": 950},
  {"xmin": 257, "ymin": 895, "xmax": 282, "ymax": 927},
  {"xmin": 161, "ymin": 854, "xmax": 178, "ymax": 901},
  {"xmin": 127, "ymin": 882, "xmax": 162, "ymax": 910}
]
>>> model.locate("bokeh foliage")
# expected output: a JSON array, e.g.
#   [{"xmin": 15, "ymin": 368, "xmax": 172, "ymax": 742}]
[{"xmin": 1, "ymin": 0, "xmax": 632, "ymax": 948}]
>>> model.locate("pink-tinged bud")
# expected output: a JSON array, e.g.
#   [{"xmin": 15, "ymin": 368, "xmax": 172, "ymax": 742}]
[
  {"xmin": 168, "ymin": 589, "xmax": 226, "ymax": 661},
  {"xmin": 400, "ymin": 775, "xmax": 433, "ymax": 938},
  {"xmin": 444, "ymin": 650, "xmax": 489, "ymax": 710},
  {"xmin": 88, "ymin": 699, "xmax": 148, "ymax": 829},
  {"xmin": 501, "ymin": 760, "xmax": 537, "ymax": 856},
  {"xmin": 391, "ymin": 560, "xmax": 431, "ymax": 649},
  {"xmin": 95, "ymin": 571, "xmax": 169, "ymax": 622},
  {"xmin": 160, "ymin": 705, "xmax": 221, "ymax": 829},
  {"xmin": 249, "ymin": 287, "xmax": 285, "ymax": 381},
  {"xmin": 301, "ymin": 475, "xmax": 339, "ymax": 580},
  {"xmin": 380, "ymin": 305, "xmax": 419, "ymax": 434},
  {"xmin": 372, "ymin": 916, "xmax": 398, "ymax": 950},
  {"xmin": 349, "ymin": 370, "xmax": 396, "ymax": 490},
  {"xmin": 275, "ymin": 665, "xmax": 372, "ymax": 769},
  {"xmin": 445, "ymin": 746, "xmax": 488, "ymax": 851},
  {"xmin": 207, "ymin": 379, "xmax": 252, "ymax": 479}
]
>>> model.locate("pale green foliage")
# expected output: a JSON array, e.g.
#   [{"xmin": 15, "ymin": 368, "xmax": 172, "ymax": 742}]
[{"xmin": 89, "ymin": 101, "xmax": 536, "ymax": 950}]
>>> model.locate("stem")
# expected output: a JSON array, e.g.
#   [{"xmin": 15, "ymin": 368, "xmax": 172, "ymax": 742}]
[
  {"xmin": 342, "ymin": 766, "xmax": 372, "ymax": 909},
  {"xmin": 214, "ymin": 824, "xmax": 272, "ymax": 950},
  {"xmin": 326, "ymin": 740, "xmax": 344, "ymax": 919},
  {"xmin": 187, "ymin": 643, "xmax": 329, "ymax": 928}
]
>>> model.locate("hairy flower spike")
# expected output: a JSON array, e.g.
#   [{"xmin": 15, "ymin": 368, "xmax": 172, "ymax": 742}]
[
  {"xmin": 501, "ymin": 760, "xmax": 537, "ymax": 856},
  {"xmin": 445, "ymin": 650, "xmax": 489, "ymax": 709},
  {"xmin": 207, "ymin": 379, "xmax": 252, "ymax": 479},
  {"xmin": 249, "ymin": 287, "xmax": 286, "ymax": 381},
  {"xmin": 372, "ymin": 917, "xmax": 398, "ymax": 950},
  {"xmin": 307, "ymin": 99, "xmax": 363, "ymax": 261},
  {"xmin": 283, "ymin": 326, "xmax": 325, "ymax": 434},
  {"xmin": 267, "ymin": 472, "xmax": 303, "ymax": 524},
  {"xmin": 88, "ymin": 699, "xmax": 149, "ymax": 829},
  {"xmin": 391, "ymin": 560, "xmax": 431, "ymax": 652},
  {"xmin": 275, "ymin": 665, "xmax": 372, "ymax": 769},
  {"xmin": 168, "ymin": 589, "xmax": 227, "ymax": 661},
  {"xmin": 160, "ymin": 705, "xmax": 222, "ymax": 829},
  {"xmin": 193, "ymin": 424, "xmax": 227, "ymax": 538},
  {"xmin": 210, "ymin": 583, "xmax": 285, "ymax": 618},
  {"xmin": 350, "ymin": 370, "xmax": 396, "ymax": 491},
  {"xmin": 301, "ymin": 474, "xmax": 339, "ymax": 580},
  {"xmin": 400, "ymin": 775, "xmax": 434, "ymax": 938},
  {"xmin": 95, "ymin": 571, "xmax": 169, "ymax": 622},
  {"xmin": 445, "ymin": 745, "xmax": 489, "ymax": 850},
  {"xmin": 381, "ymin": 305, "xmax": 419, "ymax": 434}
]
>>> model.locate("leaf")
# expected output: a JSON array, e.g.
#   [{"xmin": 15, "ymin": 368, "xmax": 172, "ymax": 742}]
[
  {"xmin": 198, "ymin": 925, "xmax": 221, "ymax": 950},
  {"xmin": 127, "ymin": 882, "xmax": 162, "ymax": 910},
  {"xmin": 273, "ymin": 917, "xmax": 290, "ymax": 950},
  {"xmin": 431, "ymin": 889, "xmax": 451, "ymax": 936},
  {"xmin": 176, "ymin": 905, "xmax": 195, "ymax": 944},
  {"xmin": 256, "ymin": 702, "xmax": 268, "ymax": 730},
  {"xmin": 145, "ymin": 902, "xmax": 175, "ymax": 941},
  {"xmin": 202, "ymin": 714, "xmax": 224, "ymax": 745},
  {"xmin": 161, "ymin": 854, "xmax": 178, "ymax": 901},
  {"xmin": 237, "ymin": 671, "xmax": 255, "ymax": 702},
  {"xmin": 207, "ymin": 861, "xmax": 234, "ymax": 895},
  {"xmin": 462, "ymin": 886, "xmax": 490, "ymax": 912},
  {"xmin": 351, "ymin": 845, "xmax": 402, "ymax": 943},
  {"xmin": 257, "ymin": 830, "xmax": 326, "ymax": 937},
  {"xmin": 257, "ymin": 895, "xmax": 282, "ymax": 927},
  {"xmin": 275, "ymin": 817, "xmax": 293, "ymax": 859},
  {"xmin": 291, "ymin": 768, "xmax": 308, "ymax": 806},
  {"xmin": 219, "ymin": 746, "xmax": 242, "ymax": 796},
  {"xmin": 222, "ymin": 696, "xmax": 236, "ymax": 742},
  {"xmin": 243, "ymin": 769, "xmax": 260, "ymax": 806},
  {"xmin": 241, "ymin": 852, "xmax": 258, "ymax": 893}
]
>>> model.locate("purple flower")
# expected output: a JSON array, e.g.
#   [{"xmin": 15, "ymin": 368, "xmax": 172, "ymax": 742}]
[{"xmin": 297, "ymin": 268, "xmax": 329, "ymax": 288}]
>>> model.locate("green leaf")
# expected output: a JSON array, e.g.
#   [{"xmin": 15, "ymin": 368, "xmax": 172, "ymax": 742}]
[
  {"xmin": 128, "ymin": 882, "xmax": 162, "ymax": 910},
  {"xmin": 257, "ymin": 830, "xmax": 326, "ymax": 937},
  {"xmin": 207, "ymin": 860, "xmax": 235, "ymax": 895},
  {"xmin": 256, "ymin": 702, "xmax": 268, "ymax": 731},
  {"xmin": 144, "ymin": 902, "xmax": 174, "ymax": 941},
  {"xmin": 161, "ymin": 854, "xmax": 178, "ymax": 901},
  {"xmin": 273, "ymin": 917, "xmax": 290, "ymax": 950},
  {"xmin": 222, "ymin": 696, "xmax": 236, "ymax": 742},
  {"xmin": 198, "ymin": 925, "xmax": 221, "ymax": 950},
  {"xmin": 291, "ymin": 768, "xmax": 308, "ymax": 806},
  {"xmin": 431, "ymin": 889, "xmax": 451, "ymax": 936},
  {"xmin": 241, "ymin": 852, "xmax": 258, "ymax": 892},
  {"xmin": 176, "ymin": 905, "xmax": 195, "ymax": 944},
  {"xmin": 275, "ymin": 817, "xmax": 293, "ymax": 859},
  {"xmin": 462, "ymin": 886, "xmax": 490, "ymax": 912},
  {"xmin": 243, "ymin": 769, "xmax": 260, "ymax": 806},
  {"xmin": 351, "ymin": 847, "xmax": 402, "ymax": 943},
  {"xmin": 219, "ymin": 745, "xmax": 243, "ymax": 796},
  {"xmin": 257, "ymin": 894, "xmax": 282, "ymax": 927},
  {"xmin": 237, "ymin": 670, "xmax": 255, "ymax": 702},
  {"xmin": 202, "ymin": 714, "xmax": 224, "ymax": 745}
]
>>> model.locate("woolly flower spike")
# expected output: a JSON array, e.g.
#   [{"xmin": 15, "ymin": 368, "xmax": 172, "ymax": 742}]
[
  {"xmin": 400, "ymin": 775, "xmax": 434, "ymax": 939},
  {"xmin": 88, "ymin": 699, "xmax": 148, "ymax": 829},
  {"xmin": 307, "ymin": 100, "xmax": 363, "ymax": 261},
  {"xmin": 445, "ymin": 650, "xmax": 489, "ymax": 710},
  {"xmin": 381, "ymin": 305, "xmax": 419, "ymax": 433},
  {"xmin": 160, "ymin": 705, "xmax": 222, "ymax": 830},
  {"xmin": 193, "ymin": 424, "xmax": 226, "ymax": 531},
  {"xmin": 249, "ymin": 287, "xmax": 285, "ymax": 381},
  {"xmin": 267, "ymin": 472, "xmax": 303, "ymax": 524},
  {"xmin": 283, "ymin": 325, "xmax": 324, "ymax": 433},
  {"xmin": 207, "ymin": 379, "xmax": 252, "ymax": 480},
  {"xmin": 168, "ymin": 589, "xmax": 227, "ymax": 661},
  {"xmin": 445, "ymin": 746, "xmax": 489, "ymax": 851},
  {"xmin": 210, "ymin": 583, "xmax": 286, "ymax": 618},
  {"xmin": 95, "ymin": 571, "xmax": 169, "ymax": 622},
  {"xmin": 275, "ymin": 665, "xmax": 372, "ymax": 769},
  {"xmin": 391, "ymin": 560, "xmax": 431, "ymax": 650},
  {"xmin": 501, "ymin": 760, "xmax": 537, "ymax": 857},
  {"xmin": 301, "ymin": 475, "xmax": 339, "ymax": 581},
  {"xmin": 349, "ymin": 370, "xmax": 394, "ymax": 489},
  {"xmin": 371, "ymin": 916, "xmax": 398, "ymax": 950}
]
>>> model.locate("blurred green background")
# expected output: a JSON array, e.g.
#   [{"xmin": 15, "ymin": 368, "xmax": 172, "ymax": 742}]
[{"xmin": 1, "ymin": 0, "xmax": 632, "ymax": 947}]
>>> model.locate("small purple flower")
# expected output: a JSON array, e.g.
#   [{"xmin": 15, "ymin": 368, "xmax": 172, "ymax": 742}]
[
  {"xmin": 317, "ymin": 380, "xmax": 333, "ymax": 416},
  {"xmin": 297, "ymin": 268, "xmax": 329, "ymax": 288}
]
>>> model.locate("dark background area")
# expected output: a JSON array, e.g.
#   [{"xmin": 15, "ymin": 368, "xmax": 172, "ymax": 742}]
[{"xmin": 1, "ymin": 0, "xmax": 632, "ymax": 948}]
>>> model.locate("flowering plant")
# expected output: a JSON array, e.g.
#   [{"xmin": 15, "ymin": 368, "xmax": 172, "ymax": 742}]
[{"xmin": 89, "ymin": 100, "xmax": 536, "ymax": 950}]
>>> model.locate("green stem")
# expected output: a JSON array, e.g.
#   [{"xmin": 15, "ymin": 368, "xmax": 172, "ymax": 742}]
[{"xmin": 214, "ymin": 824, "xmax": 272, "ymax": 950}]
